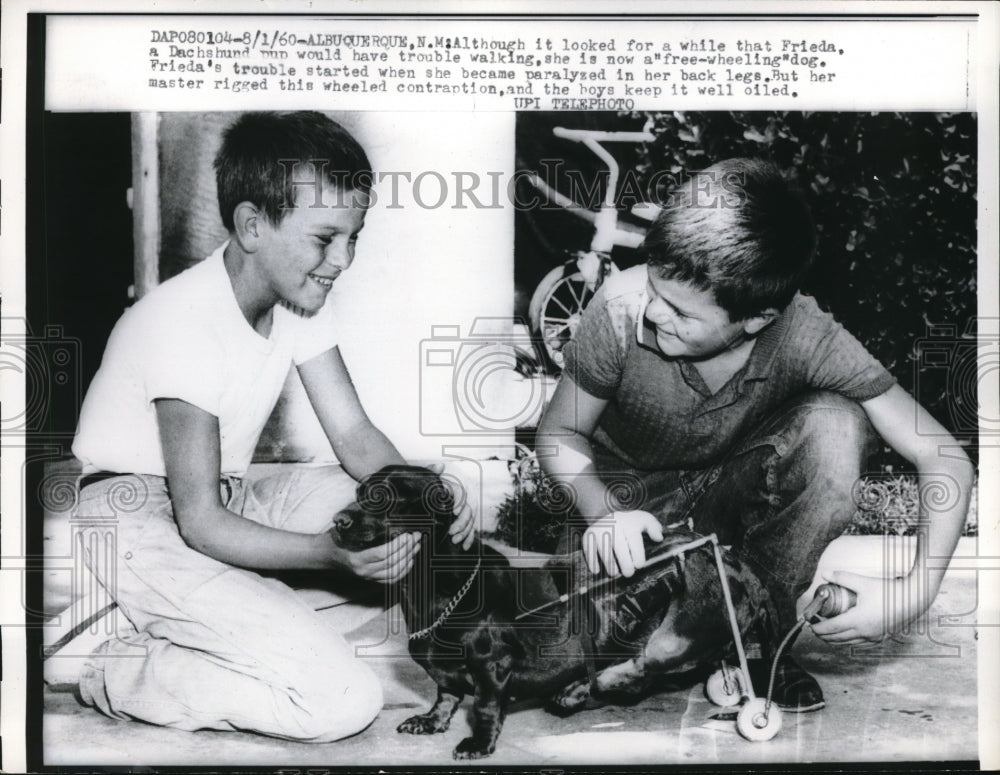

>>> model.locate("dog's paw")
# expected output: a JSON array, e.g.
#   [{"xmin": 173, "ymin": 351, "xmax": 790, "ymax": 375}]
[
  {"xmin": 453, "ymin": 737, "xmax": 494, "ymax": 759},
  {"xmin": 545, "ymin": 677, "xmax": 594, "ymax": 716},
  {"xmin": 397, "ymin": 713, "xmax": 450, "ymax": 735}
]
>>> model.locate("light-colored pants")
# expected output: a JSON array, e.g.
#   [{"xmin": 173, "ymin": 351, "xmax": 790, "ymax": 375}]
[{"xmin": 74, "ymin": 466, "xmax": 383, "ymax": 742}]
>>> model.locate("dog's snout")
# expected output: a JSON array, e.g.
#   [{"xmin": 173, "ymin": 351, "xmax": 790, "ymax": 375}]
[{"xmin": 333, "ymin": 514, "xmax": 354, "ymax": 531}]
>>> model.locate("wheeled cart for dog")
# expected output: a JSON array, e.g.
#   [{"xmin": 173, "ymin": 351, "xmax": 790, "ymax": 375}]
[
  {"xmin": 516, "ymin": 531, "xmax": 855, "ymax": 743},
  {"xmin": 700, "ymin": 532, "xmax": 784, "ymax": 741},
  {"xmin": 702, "ymin": 534, "xmax": 857, "ymax": 741}
]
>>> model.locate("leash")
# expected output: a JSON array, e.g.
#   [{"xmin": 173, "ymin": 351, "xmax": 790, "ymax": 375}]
[
  {"xmin": 513, "ymin": 534, "xmax": 715, "ymax": 621},
  {"xmin": 42, "ymin": 601, "xmax": 119, "ymax": 660},
  {"xmin": 408, "ymin": 558, "xmax": 482, "ymax": 640}
]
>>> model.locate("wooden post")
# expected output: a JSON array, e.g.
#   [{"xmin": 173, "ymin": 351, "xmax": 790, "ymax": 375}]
[{"xmin": 130, "ymin": 113, "xmax": 159, "ymax": 299}]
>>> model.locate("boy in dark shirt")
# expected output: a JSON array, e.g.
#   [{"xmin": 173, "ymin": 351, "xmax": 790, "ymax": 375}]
[{"xmin": 537, "ymin": 158, "xmax": 973, "ymax": 711}]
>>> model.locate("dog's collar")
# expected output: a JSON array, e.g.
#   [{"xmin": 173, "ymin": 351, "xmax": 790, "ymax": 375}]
[{"xmin": 408, "ymin": 558, "xmax": 482, "ymax": 641}]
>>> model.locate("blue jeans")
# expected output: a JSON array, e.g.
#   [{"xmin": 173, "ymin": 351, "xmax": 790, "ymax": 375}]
[
  {"xmin": 594, "ymin": 391, "xmax": 879, "ymax": 634},
  {"xmin": 73, "ymin": 466, "xmax": 383, "ymax": 742}
]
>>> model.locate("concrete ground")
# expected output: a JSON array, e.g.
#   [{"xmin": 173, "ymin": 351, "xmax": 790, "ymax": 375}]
[{"xmin": 39, "ymin": 462, "xmax": 982, "ymax": 768}]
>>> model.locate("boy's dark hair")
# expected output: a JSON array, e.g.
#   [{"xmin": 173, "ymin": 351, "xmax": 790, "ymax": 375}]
[
  {"xmin": 214, "ymin": 111, "xmax": 373, "ymax": 231},
  {"xmin": 639, "ymin": 158, "xmax": 815, "ymax": 321}
]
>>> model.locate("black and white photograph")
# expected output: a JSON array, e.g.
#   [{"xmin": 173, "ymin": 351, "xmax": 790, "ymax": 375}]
[{"xmin": 1, "ymin": 3, "xmax": 997, "ymax": 772}]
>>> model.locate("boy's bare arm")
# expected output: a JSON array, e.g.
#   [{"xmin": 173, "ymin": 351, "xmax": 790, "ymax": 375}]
[
  {"xmin": 154, "ymin": 398, "xmax": 420, "ymax": 580},
  {"xmin": 536, "ymin": 375, "xmax": 618, "ymax": 516},
  {"xmin": 537, "ymin": 375, "xmax": 663, "ymax": 578},
  {"xmin": 811, "ymin": 384, "xmax": 974, "ymax": 644},
  {"xmin": 298, "ymin": 346, "xmax": 477, "ymax": 548},
  {"xmin": 297, "ymin": 346, "xmax": 407, "ymax": 480}
]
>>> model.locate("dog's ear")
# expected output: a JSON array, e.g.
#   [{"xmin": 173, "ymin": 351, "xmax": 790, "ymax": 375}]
[
  {"xmin": 425, "ymin": 462, "xmax": 445, "ymax": 475},
  {"xmin": 357, "ymin": 473, "xmax": 397, "ymax": 514},
  {"xmin": 421, "ymin": 474, "xmax": 456, "ymax": 518}
]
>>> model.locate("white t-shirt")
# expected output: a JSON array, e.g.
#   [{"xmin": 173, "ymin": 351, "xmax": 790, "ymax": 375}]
[{"xmin": 73, "ymin": 244, "xmax": 339, "ymax": 477}]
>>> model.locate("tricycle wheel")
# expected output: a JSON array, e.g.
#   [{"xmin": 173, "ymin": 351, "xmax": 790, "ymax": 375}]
[{"xmin": 528, "ymin": 264, "xmax": 604, "ymax": 371}]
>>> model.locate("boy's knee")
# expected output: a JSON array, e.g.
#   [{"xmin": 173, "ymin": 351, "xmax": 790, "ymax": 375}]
[
  {"xmin": 287, "ymin": 662, "xmax": 383, "ymax": 743},
  {"xmin": 780, "ymin": 391, "xmax": 877, "ymax": 474},
  {"xmin": 794, "ymin": 390, "xmax": 869, "ymax": 432}
]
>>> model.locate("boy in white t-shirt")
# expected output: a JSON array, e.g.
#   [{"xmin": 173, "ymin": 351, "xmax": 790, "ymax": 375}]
[{"xmin": 70, "ymin": 111, "xmax": 475, "ymax": 742}]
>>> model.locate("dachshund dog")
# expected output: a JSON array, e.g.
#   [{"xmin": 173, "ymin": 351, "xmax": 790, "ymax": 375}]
[{"xmin": 333, "ymin": 465, "xmax": 776, "ymax": 760}]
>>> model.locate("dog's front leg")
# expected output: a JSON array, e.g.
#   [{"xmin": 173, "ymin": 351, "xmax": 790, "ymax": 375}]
[
  {"xmin": 398, "ymin": 687, "xmax": 463, "ymax": 735},
  {"xmin": 453, "ymin": 651, "xmax": 512, "ymax": 759}
]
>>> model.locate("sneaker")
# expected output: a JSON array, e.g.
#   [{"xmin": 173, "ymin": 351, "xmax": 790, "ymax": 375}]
[{"xmin": 747, "ymin": 655, "xmax": 825, "ymax": 713}]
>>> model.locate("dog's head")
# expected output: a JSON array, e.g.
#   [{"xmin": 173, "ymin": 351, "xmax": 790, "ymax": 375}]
[{"xmin": 332, "ymin": 464, "xmax": 457, "ymax": 552}]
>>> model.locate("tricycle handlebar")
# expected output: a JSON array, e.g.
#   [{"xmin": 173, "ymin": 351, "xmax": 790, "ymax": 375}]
[{"xmin": 552, "ymin": 127, "xmax": 656, "ymax": 144}]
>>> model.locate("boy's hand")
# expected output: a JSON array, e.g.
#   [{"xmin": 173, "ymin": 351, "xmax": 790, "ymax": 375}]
[
  {"xmin": 448, "ymin": 498, "xmax": 477, "ymax": 550},
  {"xmin": 583, "ymin": 511, "xmax": 664, "ymax": 578},
  {"xmin": 329, "ymin": 531, "xmax": 422, "ymax": 583},
  {"xmin": 429, "ymin": 463, "xmax": 479, "ymax": 551},
  {"xmin": 809, "ymin": 570, "xmax": 927, "ymax": 645}
]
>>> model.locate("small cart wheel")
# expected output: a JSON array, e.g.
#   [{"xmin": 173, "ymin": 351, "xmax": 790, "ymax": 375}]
[
  {"xmin": 704, "ymin": 667, "xmax": 743, "ymax": 707},
  {"xmin": 736, "ymin": 698, "xmax": 782, "ymax": 742}
]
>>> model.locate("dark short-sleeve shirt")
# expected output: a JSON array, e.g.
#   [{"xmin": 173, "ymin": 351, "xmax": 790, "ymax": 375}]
[{"xmin": 562, "ymin": 265, "xmax": 896, "ymax": 471}]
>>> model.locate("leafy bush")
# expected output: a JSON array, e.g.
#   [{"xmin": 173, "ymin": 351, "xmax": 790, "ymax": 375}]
[
  {"xmin": 847, "ymin": 474, "xmax": 978, "ymax": 536},
  {"xmin": 490, "ymin": 454, "xmax": 568, "ymax": 553}
]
